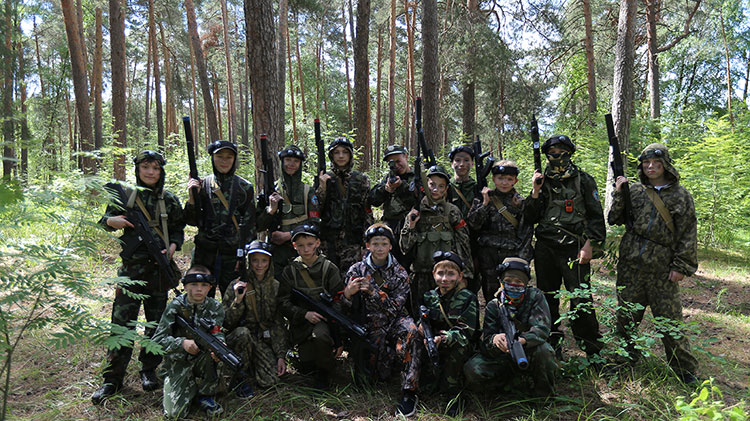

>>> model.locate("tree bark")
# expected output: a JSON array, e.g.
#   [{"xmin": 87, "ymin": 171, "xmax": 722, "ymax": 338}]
[
  {"xmin": 92, "ymin": 7, "xmax": 103, "ymax": 151},
  {"xmin": 342, "ymin": 5, "xmax": 353, "ymax": 129},
  {"xmin": 583, "ymin": 0, "xmax": 597, "ymax": 116},
  {"xmin": 2, "ymin": 1, "xmax": 15, "ymax": 179},
  {"xmin": 405, "ymin": 0, "xmax": 416, "ymax": 149},
  {"xmin": 286, "ymin": 27, "xmax": 297, "ymax": 142},
  {"xmin": 149, "ymin": 0, "xmax": 164, "ymax": 147},
  {"xmin": 376, "ymin": 25, "xmax": 383, "ymax": 165},
  {"xmin": 462, "ymin": 0, "xmax": 477, "ymax": 141},
  {"xmin": 188, "ymin": 26, "xmax": 201, "ymax": 151},
  {"xmin": 110, "ymin": 0, "xmax": 127, "ymax": 180},
  {"xmin": 61, "ymin": 0, "xmax": 95, "ymax": 174},
  {"xmin": 186, "ymin": 0, "xmax": 220, "ymax": 143},
  {"xmin": 719, "ymin": 7, "xmax": 733, "ymax": 128},
  {"xmin": 245, "ymin": 0, "xmax": 280, "ymax": 179},
  {"xmin": 159, "ymin": 22, "xmax": 176, "ymax": 138},
  {"xmin": 18, "ymin": 38, "xmax": 28, "ymax": 180},
  {"xmin": 220, "ymin": 0, "xmax": 237, "ymax": 143},
  {"xmin": 605, "ymin": 0, "xmax": 637, "ymax": 217},
  {"xmin": 423, "ymin": 0, "xmax": 440, "ymax": 151},
  {"xmin": 387, "ymin": 0, "xmax": 396, "ymax": 145},
  {"xmin": 276, "ymin": 0, "xmax": 288, "ymax": 144},
  {"xmin": 145, "ymin": 20, "xmax": 152, "ymax": 131},
  {"xmin": 354, "ymin": 0, "xmax": 372, "ymax": 169},
  {"xmin": 294, "ymin": 12, "xmax": 307, "ymax": 117}
]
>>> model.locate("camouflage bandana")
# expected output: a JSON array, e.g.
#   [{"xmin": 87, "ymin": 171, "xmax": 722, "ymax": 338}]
[
  {"xmin": 501, "ymin": 282, "xmax": 526, "ymax": 307},
  {"xmin": 545, "ymin": 153, "xmax": 575, "ymax": 181}
]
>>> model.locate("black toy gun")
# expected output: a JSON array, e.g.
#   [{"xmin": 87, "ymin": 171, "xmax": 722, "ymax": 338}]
[
  {"xmin": 530, "ymin": 115, "xmax": 542, "ymax": 186},
  {"xmin": 313, "ymin": 118, "xmax": 326, "ymax": 190},
  {"xmin": 183, "ymin": 116, "xmax": 203, "ymax": 218},
  {"xmin": 256, "ymin": 133, "xmax": 276, "ymax": 210},
  {"xmin": 387, "ymin": 160, "xmax": 398, "ymax": 184},
  {"xmin": 473, "ymin": 135, "xmax": 494, "ymax": 197},
  {"xmin": 174, "ymin": 314, "xmax": 243, "ymax": 371},
  {"xmin": 498, "ymin": 303, "xmax": 529, "ymax": 370},
  {"xmin": 415, "ymin": 97, "xmax": 436, "ymax": 167},
  {"xmin": 419, "ymin": 305, "xmax": 440, "ymax": 369},
  {"xmin": 104, "ymin": 182, "xmax": 180, "ymax": 289},
  {"xmin": 290, "ymin": 288, "xmax": 375, "ymax": 350},
  {"xmin": 606, "ymin": 113, "xmax": 633, "ymax": 231}
]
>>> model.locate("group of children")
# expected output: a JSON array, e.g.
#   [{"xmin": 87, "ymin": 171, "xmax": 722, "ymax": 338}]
[{"xmin": 92, "ymin": 133, "xmax": 699, "ymax": 418}]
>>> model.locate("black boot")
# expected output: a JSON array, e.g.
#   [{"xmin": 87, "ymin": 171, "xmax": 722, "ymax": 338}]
[
  {"xmin": 140, "ymin": 370, "xmax": 161, "ymax": 391},
  {"xmin": 91, "ymin": 382, "xmax": 120, "ymax": 405}
]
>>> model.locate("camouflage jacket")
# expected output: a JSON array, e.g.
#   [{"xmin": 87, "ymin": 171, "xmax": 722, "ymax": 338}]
[
  {"xmin": 317, "ymin": 168, "xmax": 374, "ymax": 245},
  {"xmin": 222, "ymin": 265, "xmax": 288, "ymax": 359},
  {"xmin": 466, "ymin": 189, "xmax": 527, "ymax": 252},
  {"xmin": 278, "ymin": 255, "xmax": 344, "ymax": 343},
  {"xmin": 480, "ymin": 288, "xmax": 551, "ymax": 358},
  {"xmin": 524, "ymin": 166, "xmax": 606, "ymax": 247},
  {"xmin": 340, "ymin": 253, "xmax": 410, "ymax": 330},
  {"xmin": 184, "ymin": 174, "xmax": 256, "ymax": 252},
  {"xmin": 400, "ymin": 197, "xmax": 474, "ymax": 277},
  {"xmin": 153, "ymin": 294, "xmax": 225, "ymax": 364},
  {"xmin": 421, "ymin": 287, "xmax": 479, "ymax": 348},
  {"xmin": 257, "ymin": 170, "xmax": 320, "ymax": 234},
  {"xmin": 608, "ymin": 182, "xmax": 698, "ymax": 276},
  {"xmin": 99, "ymin": 186, "xmax": 185, "ymax": 262},
  {"xmin": 449, "ymin": 178, "xmax": 477, "ymax": 218},
  {"xmin": 368, "ymin": 170, "xmax": 418, "ymax": 223}
]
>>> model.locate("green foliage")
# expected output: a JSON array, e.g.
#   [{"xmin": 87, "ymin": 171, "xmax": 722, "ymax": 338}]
[{"xmin": 675, "ymin": 378, "xmax": 747, "ymax": 420}]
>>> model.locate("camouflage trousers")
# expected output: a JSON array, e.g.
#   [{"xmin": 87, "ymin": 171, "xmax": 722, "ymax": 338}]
[
  {"xmin": 352, "ymin": 316, "xmax": 420, "ymax": 390},
  {"xmin": 464, "ymin": 343, "xmax": 558, "ymax": 397},
  {"xmin": 535, "ymin": 240, "xmax": 603, "ymax": 355},
  {"xmin": 616, "ymin": 261, "xmax": 698, "ymax": 375},
  {"xmin": 321, "ymin": 238, "xmax": 363, "ymax": 279},
  {"xmin": 226, "ymin": 327, "xmax": 281, "ymax": 388},
  {"xmin": 192, "ymin": 243, "xmax": 240, "ymax": 299},
  {"xmin": 103, "ymin": 264, "xmax": 167, "ymax": 385},
  {"xmin": 296, "ymin": 321, "xmax": 336, "ymax": 374},
  {"xmin": 161, "ymin": 353, "xmax": 219, "ymax": 418},
  {"xmin": 416, "ymin": 337, "xmax": 473, "ymax": 395}
]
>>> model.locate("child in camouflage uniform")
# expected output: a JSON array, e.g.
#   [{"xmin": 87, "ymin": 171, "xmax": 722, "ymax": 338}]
[
  {"xmin": 400, "ymin": 165, "xmax": 473, "ymax": 316},
  {"xmin": 152, "ymin": 266, "xmax": 225, "ymax": 418},
  {"xmin": 467, "ymin": 160, "xmax": 532, "ymax": 301},
  {"xmin": 447, "ymin": 145, "xmax": 481, "ymax": 294},
  {"xmin": 223, "ymin": 240, "xmax": 289, "ymax": 396},
  {"xmin": 417, "ymin": 251, "xmax": 479, "ymax": 417},
  {"xmin": 608, "ymin": 143, "xmax": 699, "ymax": 384},
  {"xmin": 340, "ymin": 224, "xmax": 420, "ymax": 416},
  {"xmin": 464, "ymin": 257, "xmax": 557, "ymax": 398},
  {"xmin": 277, "ymin": 224, "xmax": 344, "ymax": 389},
  {"xmin": 92, "ymin": 150, "xmax": 185, "ymax": 404},
  {"xmin": 185, "ymin": 140, "xmax": 257, "ymax": 298},
  {"xmin": 317, "ymin": 138, "xmax": 374, "ymax": 277}
]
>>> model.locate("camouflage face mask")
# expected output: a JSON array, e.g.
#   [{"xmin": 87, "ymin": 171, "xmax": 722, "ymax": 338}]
[{"xmin": 547, "ymin": 152, "xmax": 571, "ymax": 171}]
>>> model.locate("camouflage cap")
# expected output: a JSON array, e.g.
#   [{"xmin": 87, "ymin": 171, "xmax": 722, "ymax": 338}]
[{"xmin": 383, "ymin": 144, "xmax": 408, "ymax": 161}]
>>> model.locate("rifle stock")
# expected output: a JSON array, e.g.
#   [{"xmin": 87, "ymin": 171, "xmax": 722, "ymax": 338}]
[
  {"xmin": 606, "ymin": 113, "xmax": 633, "ymax": 231},
  {"xmin": 419, "ymin": 305, "xmax": 440, "ymax": 369}
]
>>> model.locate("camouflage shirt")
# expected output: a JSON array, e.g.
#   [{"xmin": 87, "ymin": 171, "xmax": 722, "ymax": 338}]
[
  {"xmin": 608, "ymin": 182, "xmax": 698, "ymax": 276},
  {"xmin": 317, "ymin": 168, "xmax": 374, "ymax": 245},
  {"xmin": 153, "ymin": 294, "xmax": 226, "ymax": 363},
  {"xmin": 223, "ymin": 265, "xmax": 288, "ymax": 359},
  {"xmin": 449, "ymin": 178, "xmax": 477, "ymax": 218},
  {"xmin": 257, "ymin": 170, "xmax": 320, "ymax": 233},
  {"xmin": 421, "ymin": 287, "xmax": 479, "ymax": 348},
  {"xmin": 480, "ymin": 288, "xmax": 551, "ymax": 358},
  {"xmin": 368, "ymin": 170, "xmax": 418, "ymax": 223},
  {"xmin": 340, "ymin": 254, "xmax": 411, "ymax": 330},
  {"xmin": 184, "ymin": 174, "xmax": 256, "ymax": 251},
  {"xmin": 466, "ymin": 189, "xmax": 527, "ymax": 252}
]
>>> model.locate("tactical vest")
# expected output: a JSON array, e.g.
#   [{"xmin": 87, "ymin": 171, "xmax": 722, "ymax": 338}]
[
  {"xmin": 122, "ymin": 186, "xmax": 170, "ymax": 253},
  {"xmin": 322, "ymin": 171, "xmax": 368, "ymax": 240},
  {"xmin": 289, "ymin": 259, "xmax": 333, "ymax": 300},
  {"xmin": 278, "ymin": 183, "xmax": 310, "ymax": 231},
  {"xmin": 200, "ymin": 175, "xmax": 241, "ymax": 240},
  {"xmin": 539, "ymin": 174, "xmax": 586, "ymax": 236},
  {"xmin": 413, "ymin": 209, "xmax": 454, "ymax": 272}
]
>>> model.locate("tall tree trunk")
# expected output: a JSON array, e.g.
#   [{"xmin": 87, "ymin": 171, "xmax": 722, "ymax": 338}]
[
  {"xmin": 61, "ymin": 0, "xmax": 95, "ymax": 174},
  {"xmin": 422, "ymin": 0, "xmax": 439, "ymax": 151},
  {"xmin": 145, "ymin": 22, "xmax": 152, "ymax": 131},
  {"xmin": 719, "ymin": 7, "xmax": 733, "ymax": 128},
  {"xmin": 214, "ymin": 74, "xmax": 223, "ymax": 139},
  {"xmin": 18, "ymin": 38, "xmax": 28, "ymax": 180},
  {"xmin": 605, "ymin": 0, "xmax": 637, "ymax": 216},
  {"xmin": 149, "ymin": 0, "xmax": 164, "ymax": 147},
  {"xmin": 744, "ymin": 50, "xmax": 750, "ymax": 102},
  {"xmin": 342, "ymin": 5, "xmax": 353, "ymax": 129},
  {"xmin": 376, "ymin": 25, "xmax": 383, "ymax": 164},
  {"xmin": 220, "ymin": 0, "xmax": 237, "ymax": 142},
  {"xmin": 405, "ymin": 0, "xmax": 416, "ymax": 149},
  {"xmin": 245, "ymin": 0, "xmax": 280, "ymax": 179},
  {"xmin": 159, "ymin": 22, "xmax": 176, "ymax": 137},
  {"xmin": 92, "ymin": 7, "xmax": 103, "ymax": 151},
  {"xmin": 110, "ymin": 0, "xmax": 127, "ymax": 180},
  {"xmin": 186, "ymin": 0, "xmax": 220, "ymax": 143},
  {"xmin": 276, "ymin": 0, "xmax": 288, "ymax": 144},
  {"xmin": 2, "ymin": 1, "xmax": 15, "ymax": 179},
  {"xmin": 354, "ymin": 0, "xmax": 372, "ymax": 169},
  {"xmin": 286, "ymin": 27, "xmax": 297, "ymax": 142},
  {"xmin": 646, "ymin": 0, "xmax": 660, "ymax": 121},
  {"xmin": 462, "ymin": 0, "xmax": 477, "ymax": 141},
  {"xmin": 188, "ymin": 27, "xmax": 201, "ymax": 152},
  {"xmin": 294, "ymin": 12, "xmax": 307, "ymax": 117},
  {"xmin": 75, "ymin": 0, "xmax": 89, "ymax": 81},
  {"xmin": 387, "ymin": 0, "xmax": 396, "ymax": 145},
  {"xmin": 583, "ymin": 0, "xmax": 597, "ymax": 116}
]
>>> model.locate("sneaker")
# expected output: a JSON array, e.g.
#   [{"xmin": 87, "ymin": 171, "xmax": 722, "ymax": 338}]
[
  {"xmin": 197, "ymin": 395, "xmax": 223, "ymax": 416},
  {"xmin": 234, "ymin": 381, "xmax": 255, "ymax": 398},
  {"xmin": 140, "ymin": 370, "xmax": 161, "ymax": 391},
  {"xmin": 446, "ymin": 395, "xmax": 464, "ymax": 417},
  {"xmin": 91, "ymin": 382, "xmax": 120, "ymax": 405},
  {"xmin": 395, "ymin": 390, "xmax": 418, "ymax": 417}
]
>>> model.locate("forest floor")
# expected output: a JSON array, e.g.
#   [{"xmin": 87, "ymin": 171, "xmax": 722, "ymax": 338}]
[{"xmin": 5, "ymin": 242, "xmax": 750, "ymax": 420}]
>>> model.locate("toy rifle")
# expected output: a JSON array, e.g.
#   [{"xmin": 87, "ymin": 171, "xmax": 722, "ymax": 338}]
[
  {"xmin": 174, "ymin": 314, "xmax": 243, "ymax": 371},
  {"xmin": 498, "ymin": 303, "xmax": 529, "ymax": 370},
  {"xmin": 183, "ymin": 116, "xmax": 204, "ymax": 222},
  {"xmin": 313, "ymin": 118, "xmax": 326, "ymax": 190},
  {"xmin": 473, "ymin": 135, "xmax": 494, "ymax": 197},
  {"xmin": 419, "ymin": 305, "xmax": 440, "ymax": 369},
  {"xmin": 256, "ymin": 134, "xmax": 276, "ymax": 211},
  {"xmin": 104, "ymin": 182, "xmax": 181, "ymax": 290},
  {"xmin": 415, "ymin": 97, "xmax": 436, "ymax": 167},
  {"xmin": 530, "ymin": 115, "xmax": 542, "ymax": 186},
  {"xmin": 606, "ymin": 113, "xmax": 633, "ymax": 231}
]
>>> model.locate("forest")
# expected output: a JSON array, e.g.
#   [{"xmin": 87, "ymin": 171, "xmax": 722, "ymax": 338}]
[{"xmin": 0, "ymin": 0, "xmax": 749, "ymax": 419}]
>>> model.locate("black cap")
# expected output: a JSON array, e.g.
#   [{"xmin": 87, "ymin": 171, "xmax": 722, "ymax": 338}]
[
  {"xmin": 291, "ymin": 224, "xmax": 320, "ymax": 241},
  {"xmin": 182, "ymin": 272, "xmax": 216, "ymax": 285},
  {"xmin": 541, "ymin": 135, "xmax": 576, "ymax": 154},
  {"xmin": 383, "ymin": 145, "xmax": 408, "ymax": 161},
  {"xmin": 432, "ymin": 250, "xmax": 464, "ymax": 270},
  {"xmin": 133, "ymin": 150, "xmax": 166, "ymax": 166},
  {"xmin": 448, "ymin": 145, "xmax": 475, "ymax": 160},
  {"xmin": 426, "ymin": 165, "xmax": 451, "ymax": 182},
  {"xmin": 491, "ymin": 164, "xmax": 519, "ymax": 176},
  {"xmin": 278, "ymin": 145, "xmax": 306, "ymax": 161},
  {"xmin": 245, "ymin": 240, "xmax": 273, "ymax": 257},
  {"xmin": 363, "ymin": 225, "xmax": 395, "ymax": 244},
  {"xmin": 207, "ymin": 140, "xmax": 238, "ymax": 155}
]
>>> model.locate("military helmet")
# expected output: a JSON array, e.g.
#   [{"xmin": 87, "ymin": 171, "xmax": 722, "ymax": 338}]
[
  {"xmin": 133, "ymin": 150, "xmax": 166, "ymax": 167},
  {"xmin": 207, "ymin": 140, "xmax": 238, "ymax": 156},
  {"xmin": 383, "ymin": 144, "xmax": 408, "ymax": 161},
  {"xmin": 448, "ymin": 145, "xmax": 475, "ymax": 161},
  {"xmin": 541, "ymin": 135, "xmax": 576, "ymax": 154},
  {"xmin": 278, "ymin": 145, "xmax": 306, "ymax": 161},
  {"xmin": 497, "ymin": 257, "xmax": 531, "ymax": 284},
  {"xmin": 432, "ymin": 250, "xmax": 464, "ymax": 271},
  {"xmin": 426, "ymin": 165, "xmax": 451, "ymax": 182},
  {"xmin": 182, "ymin": 272, "xmax": 216, "ymax": 286},
  {"xmin": 245, "ymin": 240, "xmax": 273, "ymax": 257}
]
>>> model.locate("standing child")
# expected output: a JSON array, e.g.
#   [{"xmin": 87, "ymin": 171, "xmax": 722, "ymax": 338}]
[
  {"xmin": 447, "ymin": 145, "xmax": 481, "ymax": 294},
  {"xmin": 152, "ymin": 266, "xmax": 225, "ymax": 418},
  {"xmin": 277, "ymin": 224, "xmax": 344, "ymax": 389},
  {"xmin": 223, "ymin": 240, "xmax": 289, "ymax": 395}
]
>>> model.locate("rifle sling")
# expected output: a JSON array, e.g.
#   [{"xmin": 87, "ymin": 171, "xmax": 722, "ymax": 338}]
[
  {"xmin": 453, "ymin": 187, "xmax": 471, "ymax": 211},
  {"xmin": 490, "ymin": 196, "xmax": 519, "ymax": 228},
  {"xmin": 245, "ymin": 288, "xmax": 267, "ymax": 331},
  {"xmin": 210, "ymin": 176, "xmax": 240, "ymax": 233},
  {"xmin": 296, "ymin": 260, "xmax": 331, "ymax": 290},
  {"xmin": 134, "ymin": 194, "xmax": 169, "ymax": 246},
  {"xmin": 645, "ymin": 187, "xmax": 675, "ymax": 233}
]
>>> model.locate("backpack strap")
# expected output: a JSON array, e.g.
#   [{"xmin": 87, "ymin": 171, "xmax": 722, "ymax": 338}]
[
  {"xmin": 645, "ymin": 187, "xmax": 675, "ymax": 233},
  {"xmin": 490, "ymin": 196, "xmax": 519, "ymax": 228}
]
